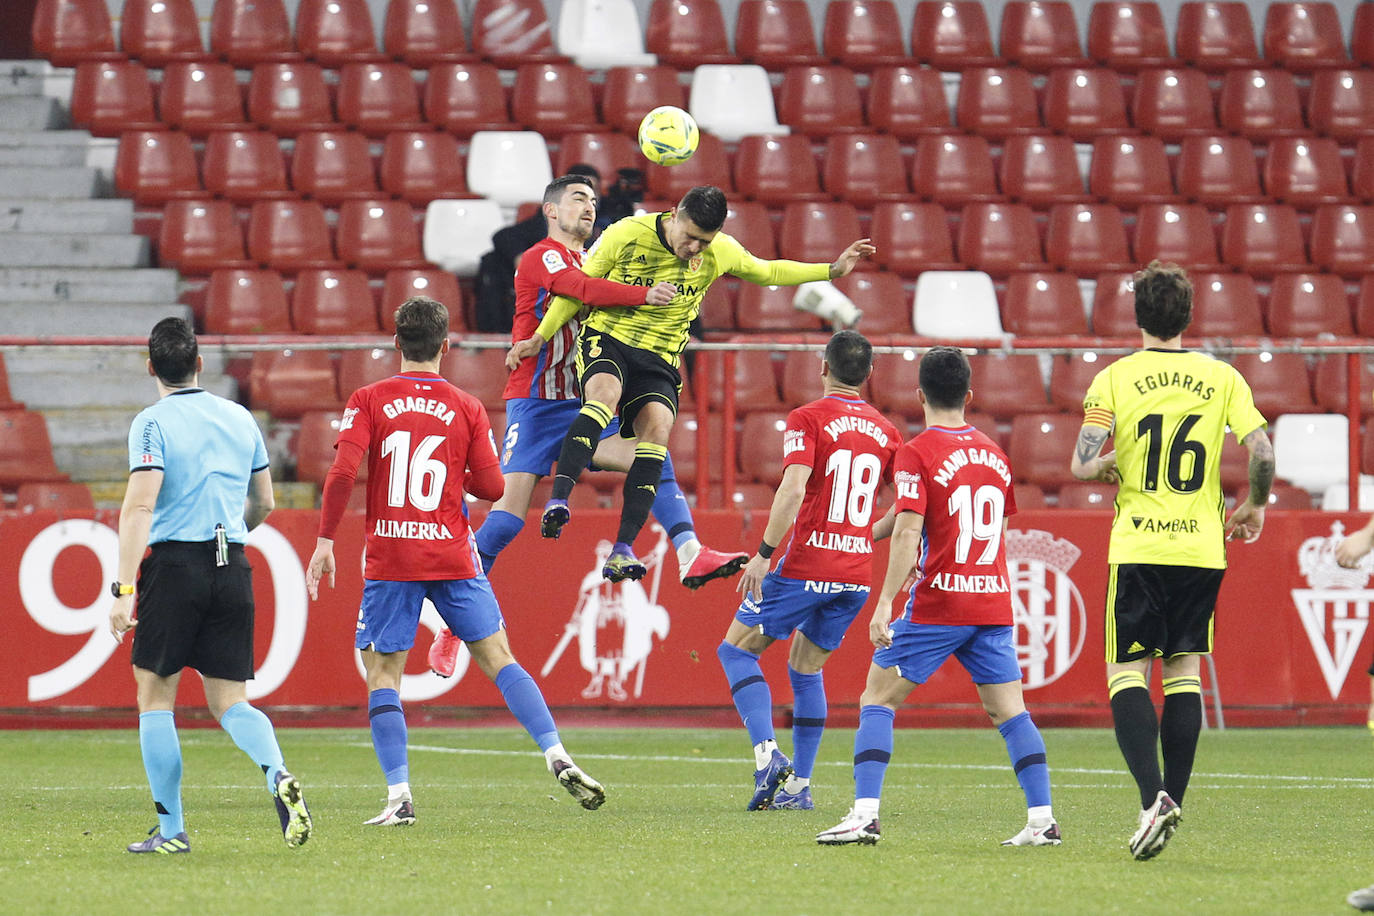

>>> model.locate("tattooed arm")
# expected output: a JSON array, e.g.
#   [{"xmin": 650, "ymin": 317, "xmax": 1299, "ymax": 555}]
[
  {"xmin": 1224, "ymin": 426, "xmax": 1275, "ymax": 544},
  {"xmin": 1069, "ymin": 423, "xmax": 1118, "ymax": 483}
]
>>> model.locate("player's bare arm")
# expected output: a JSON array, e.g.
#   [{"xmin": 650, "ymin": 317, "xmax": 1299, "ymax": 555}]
[
  {"xmin": 306, "ymin": 538, "xmax": 335, "ymax": 599},
  {"xmin": 109, "ymin": 468, "xmax": 162, "ymax": 641},
  {"xmin": 1070, "ymin": 424, "xmax": 1118, "ymax": 483},
  {"xmin": 1337, "ymin": 515, "xmax": 1374, "ymax": 568},
  {"xmin": 738, "ymin": 464, "xmax": 811, "ymax": 602},
  {"xmin": 827, "ymin": 238, "xmax": 877, "ymax": 279},
  {"xmin": 1224, "ymin": 426, "xmax": 1275, "ymax": 544},
  {"xmin": 872, "ymin": 510, "xmax": 925, "ymax": 649},
  {"xmin": 871, "ymin": 503, "xmax": 897, "ymax": 542}
]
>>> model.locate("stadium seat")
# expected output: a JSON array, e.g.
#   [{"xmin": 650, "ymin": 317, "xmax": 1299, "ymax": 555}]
[
  {"xmin": 1188, "ymin": 271, "xmax": 1266, "ymax": 337},
  {"xmin": 440, "ymin": 347, "xmax": 510, "ymax": 411},
  {"xmin": 247, "ymin": 62, "xmax": 335, "ymax": 135},
  {"xmin": 646, "ymin": 132, "xmax": 732, "ymax": 201},
  {"xmin": 1132, "ymin": 203, "xmax": 1221, "ymax": 272},
  {"xmin": 294, "ymin": 410, "xmax": 350, "ymax": 484},
  {"xmin": 114, "ymin": 130, "xmax": 201, "ymax": 205},
  {"xmin": 965, "ymin": 353, "xmax": 1051, "ymax": 418},
  {"xmin": 689, "ymin": 64, "xmax": 787, "ymax": 142},
  {"xmin": 822, "ymin": 0, "xmax": 907, "ymax": 71},
  {"xmin": 912, "ymin": 270, "xmax": 1003, "ymax": 338},
  {"xmin": 867, "ymin": 350, "xmax": 923, "ymax": 415},
  {"xmin": 291, "ymin": 268, "xmax": 379, "ymax": 334},
  {"xmin": 781, "ymin": 348, "xmax": 859, "ymax": 404},
  {"xmin": 1048, "ymin": 352, "xmax": 1119, "ymax": 411},
  {"xmin": 601, "ymin": 66, "xmax": 686, "ymax": 135},
  {"xmin": 955, "ymin": 67, "xmax": 1041, "ymax": 138},
  {"xmin": 1130, "ymin": 67, "xmax": 1218, "ymax": 141},
  {"xmin": 1309, "ymin": 205, "xmax": 1374, "ymax": 278},
  {"xmin": 380, "ymin": 130, "xmax": 468, "ymax": 204},
  {"xmin": 869, "ymin": 201, "xmax": 959, "ymax": 276},
  {"xmin": 1087, "ymin": 272, "xmax": 1138, "ymax": 337},
  {"xmin": 1307, "ymin": 70, "xmax": 1374, "ymax": 143},
  {"xmin": 1008, "ymin": 412, "xmax": 1083, "ymax": 488},
  {"xmin": 739, "ymin": 410, "xmax": 791, "ymax": 486},
  {"xmin": 1175, "ymin": 1, "xmax": 1261, "ymax": 71},
  {"xmin": 644, "ymin": 0, "xmax": 733, "ymax": 68},
  {"xmin": 383, "ymin": 0, "xmax": 471, "ymax": 66},
  {"xmin": 821, "ymin": 133, "xmax": 908, "ymax": 206},
  {"xmin": 69, "ymin": 61, "xmax": 160, "ymax": 138},
  {"xmin": 1220, "ymin": 204, "xmax": 1309, "ymax": 276},
  {"xmin": 734, "ymin": 283, "xmax": 823, "ymax": 332},
  {"xmin": 1056, "ymin": 482, "xmax": 1117, "ymax": 509},
  {"xmin": 204, "ymin": 268, "xmax": 291, "ymax": 334},
  {"xmin": 910, "ymin": 133, "xmax": 1000, "ymax": 205},
  {"xmin": 1359, "ymin": 274, "xmax": 1374, "ymax": 338},
  {"xmin": 291, "ymin": 130, "xmax": 378, "ymax": 204},
  {"xmin": 777, "ymin": 201, "xmax": 864, "ymax": 265},
  {"xmin": 1353, "ymin": 138, "xmax": 1374, "ymax": 203},
  {"xmin": 999, "ymin": 0, "xmax": 1087, "ymax": 72},
  {"xmin": 1232, "ymin": 352, "xmax": 1317, "ymax": 418},
  {"xmin": 714, "ymin": 482, "xmax": 781, "ymax": 512},
  {"xmin": 910, "ymin": 1, "xmax": 1000, "ymax": 69},
  {"xmin": 721, "ymin": 200, "xmax": 777, "ymax": 258},
  {"xmin": 15, "ymin": 481, "xmax": 95, "ymax": 513},
  {"xmin": 422, "ymin": 198, "xmax": 505, "ymax": 276},
  {"xmin": 1262, "ymin": 137, "xmax": 1351, "ymax": 208},
  {"xmin": 1266, "ymin": 272, "xmax": 1355, "ymax": 336},
  {"xmin": 1088, "ymin": 136, "xmax": 1173, "ymax": 205},
  {"xmin": 511, "ymin": 62, "xmax": 601, "ymax": 137},
  {"xmin": 1355, "ymin": 4, "xmax": 1374, "ymax": 67},
  {"xmin": 0, "ymin": 410, "xmax": 63, "ymax": 486},
  {"xmin": 295, "ymin": 0, "xmax": 384, "ymax": 66},
  {"xmin": 337, "ymin": 62, "xmax": 426, "ymax": 136},
  {"xmin": 866, "ymin": 66, "xmax": 952, "ymax": 139},
  {"xmin": 735, "ymin": 0, "xmax": 825, "ymax": 70},
  {"xmin": 381, "ymin": 269, "xmax": 465, "ymax": 331},
  {"xmin": 833, "ymin": 271, "xmax": 911, "ymax": 335},
  {"xmin": 1045, "ymin": 203, "xmax": 1132, "ymax": 274},
  {"xmin": 336, "ymin": 199, "xmax": 427, "ymax": 271},
  {"xmin": 708, "ymin": 348, "xmax": 783, "ymax": 408},
  {"xmin": 557, "ymin": 0, "xmax": 656, "ymax": 69},
  {"xmin": 246, "ymin": 199, "xmax": 340, "ymax": 272},
  {"xmin": 1251, "ymin": 481, "xmax": 1313, "ymax": 510},
  {"xmin": 1176, "ymin": 136, "xmax": 1264, "ymax": 206},
  {"xmin": 697, "ymin": 281, "xmax": 736, "ymax": 331},
  {"xmin": 555, "ymin": 132, "xmax": 640, "ymax": 179},
  {"xmin": 956, "ymin": 203, "xmax": 1044, "ymax": 276},
  {"xmin": 465, "ymin": 131, "xmax": 552, "ymax": 207},
  {"xmin": 1273, "ymin": 412, "xmax": 1349, "ymax": 493},
  {"xmin": 1041, "ymin": 67, "xmax": 1132, "ymax": 140},
  {"xmin": 1086, "ymin": 1, "xmax": 1171, "ymax": 71},
  {"xmin": 120, "ymin": 0, "xmax": 205, "ymax": 65},
  {"xmin": 469, "ymin": 0, "xmax": 560, "ymax": 67},
  {"xmin": 1000, "ymin": 134, "xmax": 1089, "ymax": 207},
  {"xmin": 732, "ymin": 134, "xmax": 823, "ymax": 205},
  {"xmin": 209, "ymin": 0, "xmax": 297, "ymax": 65},
  {"xmin": 666, "ymin": 411, "xmax": 725, "ymax": 489},
  {"xmin": 777, "ymin": 65, "xmax": 865, "ymax": 136},
  {"xmin": 1314, "ymin": 354, "xmax": 1374, "ymax": 416},
  {"xmin": 1217, "ymin": 69, "xmax": 1305, "ymax": 139},
  {"xmin": 31, "ymin": 0, "xmax": 122, "ymax": 67},
  {"xmin": 422, "ymin": 62, "xmax": 515, "ymax": 136},
  {"xmin": 158, "ymin": 61, "xmax": 250, "ymax": 136},
  {"xmin": 158, "ymin": 199, "xmax": 252, "ymax": 274},
  {"xmin": 1262, "ymin": 2, "xmax": 1348, "ymax": 72},
  {"xmin": 201, "ymin": 130, "xmax": 290, "ymax": 202},
  {"xmin": 249, "ymin": 349, "xmax": 341, "ymax": 419},
  {"xmin": 1001, "ymin": 272, "xmax": 1090, "ymax": 336},
  {"xmin": 0, "ymin": 355, "xmax": 20, "ymax": 411},
  {"xmin": 338, "ymin": 346, "xmax": 399, "ymax": 396},
  {"xmin": 1013, "ymin": 482, "xmax": 1049, "ymax": 509}
]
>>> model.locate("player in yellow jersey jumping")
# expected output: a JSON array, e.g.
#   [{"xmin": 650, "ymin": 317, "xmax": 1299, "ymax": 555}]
[
  {"xmin": 508, "ymin": 185, "xmax": 875, "ymax": 582},
  {"xmin": 1069, "ymin": 260, "xmax": 1275, "ymax": 861}
]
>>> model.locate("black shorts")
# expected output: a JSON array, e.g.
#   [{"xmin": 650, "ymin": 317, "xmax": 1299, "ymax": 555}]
[
  {"xmin": 575, "ymin": 328, "xmax": 681, "ymax": 437},
  {"xmin": 1105, "ymin": 563, "xmax": 1225, "ymax": 663},
  {"xmin": 130, "ymin": 541, "xmax": 257, "ymax": 680}
]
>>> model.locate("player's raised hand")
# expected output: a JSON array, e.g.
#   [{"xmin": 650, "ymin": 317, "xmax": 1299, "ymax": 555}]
[
  {"xmin": 505, "ymin": 335, "xmax": 543, "ymax": 371},
  {"xmin": 828, "ymin": 238, "xmax": 877, "ymax": 279},
  {"xmin": 306, "ymin": 539, "xmax": 336, "ymax": 600},
  {"xmin": 645, "ymin": 281, "xmax": 677, "ymax": 306},
  {"xmin": 737, "ymin": 553, "xmax": 770, "ymax": 603}
]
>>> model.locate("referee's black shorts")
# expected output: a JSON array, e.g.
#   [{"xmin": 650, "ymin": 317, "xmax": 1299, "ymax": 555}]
[
  {"xmin": 1105, "ymin": 562, "xmax": 1225, "ymax": 664},
  {"xmin": 575, "ymin": 328, "xmax": 681, "ymax": 437},
  {"xmin": 130, "ymin": 540, "xmax": 257, "ymax": 680}
]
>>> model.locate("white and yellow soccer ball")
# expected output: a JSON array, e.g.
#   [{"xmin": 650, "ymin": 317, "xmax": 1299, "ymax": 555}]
[{"xmin": 638, "ymin": 105, "xmax": 700, "ymax": 167}]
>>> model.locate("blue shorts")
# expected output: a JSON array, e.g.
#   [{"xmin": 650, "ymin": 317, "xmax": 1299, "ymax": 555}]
[
  {"xmin": 734, "ymin": 571, "xmax": 870, "ymax": 652},
  {"xmin": 356, "ymin": 577, "xmax": 504, "ymax": 653},
  {"xmin": 874, "ymin": 621, "xmax": 1022, "ymax": 686},
  {"xmin": 499, "ymin": 397, "xmax": 624, "ymax": 476}
]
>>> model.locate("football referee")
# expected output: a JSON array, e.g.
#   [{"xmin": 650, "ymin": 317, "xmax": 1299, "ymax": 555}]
[{"xmin": 108, "ymin": 317, "xmax": 312, "ymax": 853}]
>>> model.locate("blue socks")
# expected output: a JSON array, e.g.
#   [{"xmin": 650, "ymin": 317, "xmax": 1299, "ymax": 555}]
[
  {"xmin": 717, "ymin": 641, "xmax": 775, "ymax": 747},
  {"xmin": 853, "ymin": 704, "xmax": 896, "ymax": 801},
  {"xmin": 651, "ymin": 452, "xmax": 696, "ymax": 548},
  {"xmin": 138, "ymin": 710, "xmax": 184, "ymax": 837},
  {"xmin": 219, "ymin": 701, "xmax": 286, "ymax": 793},
  {"xmin": 369, "ymin": 688, "xmax": 409, "ymax": 786},
  {"xmin": 999, "ymin": 711, "xmax": 1052, "ymax": 809},
  {"xmin": 474, "ymin": 509, "xmax": 524, "ymax": 574},
  {"xmin": 788, "ymin": 666, "xmax": 826, "ymax": 780},
  {"xmin": 494, "ymin": 663, "xmax": 560, "ymax": 751}
]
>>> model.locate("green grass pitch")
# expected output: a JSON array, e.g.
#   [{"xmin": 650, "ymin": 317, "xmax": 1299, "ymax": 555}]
[{"xmin": 3, "ymin": 725, "xmax": 1371, "ymax": 915}]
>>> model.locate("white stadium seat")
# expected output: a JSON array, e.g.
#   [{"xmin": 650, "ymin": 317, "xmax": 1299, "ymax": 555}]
[{"xmin": 422, "ymin": 198, "xmax": 505, "ymax": 276}]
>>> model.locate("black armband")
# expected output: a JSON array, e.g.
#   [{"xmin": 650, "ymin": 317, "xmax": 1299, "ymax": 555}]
[{"xmin": 758, "ymin": 541, "xmax": 775, "ymax": 559}]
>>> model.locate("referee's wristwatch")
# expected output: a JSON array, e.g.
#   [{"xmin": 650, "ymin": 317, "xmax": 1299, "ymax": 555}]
[{"xmin": 110, "ymin": 581, "xmax": 134, "ymax": 598}]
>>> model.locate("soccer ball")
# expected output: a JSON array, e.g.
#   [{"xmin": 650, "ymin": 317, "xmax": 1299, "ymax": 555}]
[{"xmin": 638, "ymin": 106, "xmax": 699, "ymax": 167}]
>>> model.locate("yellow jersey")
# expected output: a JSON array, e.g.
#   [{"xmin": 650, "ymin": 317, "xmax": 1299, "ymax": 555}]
[{"xmin": 1082, "ymin": 348, "xmax": 1267, "ymax": 568}]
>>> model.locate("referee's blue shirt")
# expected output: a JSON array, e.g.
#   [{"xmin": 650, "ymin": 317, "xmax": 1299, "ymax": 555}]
[{"xmin": 127, "ymin": 388, "xmax": 270, "ymax": 545}]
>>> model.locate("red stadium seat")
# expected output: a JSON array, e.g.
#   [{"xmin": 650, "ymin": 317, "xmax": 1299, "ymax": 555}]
[
  {"xmin": 0, "ymin": 410, "xmax": 64, "ymax": 486},
  {"xmin": 0, "ymin": 355, "xmax": 21, "ymax": 411},
  {"xmin": 869, "ymin": 201, "xmax": 959, "ymax": 275},
  {"xmin": 1189, "ymin": 271, "xmax": 1265, "ymax": 337},
  {"xmin": 835, "ymin": 271, "xmax": 911, "ymax": 335},
  {"xmin": 708, "ymin": 349, "xmax": 783, "ymax": 407},
  {"xmin": 1355, "ymin": 4, "xmax": 1374, "ymax": 68},
  {"xmin": 511, "ymin": 62, "xmax": 600, "ymax": 137},
  {"xmin": 733, "ymin": 134, "xmax": 825, "ymax": 205},
  {"xmin": 1088, "ymin": 272, "xmax": 1137, "ymax": 337},
  {"xmin": 1248, "ymin": 481, "xmax": 1313, "ymax": 509},
  {"xmin": 1263, "ymin": 137, "xmax": 1350, "ymax": 207},
  {"xmin": 1307, "ymin": 70, "xmax": 1374, "ymax": 143},
  {"xmin": 291, "ymin": 130, "xmax": 379, "ymax": 204},
  {"xmin": 999, "ymin": 0, "xmax": 1087, "ymax": 72},
  {"xmin": 698, "ymin": 281, "xmax": 736, "ymax": 331},
  {"xmin": 380, "ymin": 131, "xmax": 469, "ymax": 205},
  {"xmin": 956, "ymin": 202, "xmax": 1044, "ymax": 275},
  {"xmin": 469, "ymin": 0, "xmax": 560, "ymax": 68},
  {"xmin": 158, "ymin": 61, "xmax": 250, "ymax": 136},
  {"xmin": 781, "ymin": 349, "xmax": 864, "ymax": 404},
  {"xmin": 866, "ymin": 65, "xmax": 952, "ymax": 139},
  {"xmin": 295, "ymin": 410, "xmax": 350, "ymax": 484},
  {"xmin": 1056, "ymin": 482, "xmax": 1117, "ymax": 509},
  {"xmin": 291, "ymin": 268, "xmax": 379, "ymax": 334},
  {"xmin": 1220, "ymin": 204, "xmax": 1309, "ymax": 276},
  {"xmin": 910, "ymin": 133, "xmax": 1000, "ymax": 205},
  {"xmin": 114, "ymin": 130, "xmax": 201, "ymax": 205},
  {"xmin": 554, "ymin": 132, "xmax": 640, "ymax": 180},
  {"xmin": 249, "ymin": 349, "xmax": 341, "ymax": 418},
  {"xmin": 1175, "ymin": 1, "xmax": 1261, "ymax": 72},
  {"xmin": 738, "ymin": 410, "xmax": 791, "ymax": 486},
  {"xmin": 1000, "ymin": 134, "xmax": 1089, "ymax": 207},
  {"xmin": 735, "ymin": 0, "xmax": 824, "ymax": 70},
  {"xmin": 734, "ymin": 283, "xmax": 824, "ymax": 332},
  {"xmin": 1176, "ymin": 136, "xmax": 1263, "ymax": 206},
  {"xmin": 777, "ymin": 201, "xmax": 864, "ymax": 265},
  {"xmin": 336, "ymin": 199, "xmax": 427, "ymax": 271},
  {"xmin": 1360, "ymin": 274, "xmax": 1374, "ymax": 338},
  {"xmin": 955, "ymin": 67, "xmax": 1040, "ymax": 138},
  {"xmin": 15, "ymin": 481, "xmax": 94, "ymax": 513},
  {"xmin": 1354, "ymin": 138, "xmax": 1374, "ymax": 203},
  {"xmin": 966, "ymin": 353, "xmax": 1051, "ymax": 418},
  {"xmin": 202, "ymin": 130, "xmax": 290, "ymax": 202},
  {"xmin": 383, "ymin": 0, "xmax": 471, "ymax": 66},
  {"xmin": 295, "ymin": 0, "xmax": 384, "ymax": 66},
  {"xmin": 247, "ymin": 199, "xmax": 339, "ymax": 272},
  {"xmin": 1013, "ymin": 482, "xmax": 1049, "ymax": 509},
  {"xmin": 209, "ymin": 0, "xmax": 297, "ymax": 66},
  {"xmin": 69, "ymin": 61, "xmax": 159, "ymax": 137},
  {"xmin": 1041, "ymin": 67, "xmax": 1132, "ymax": 140},
  {"xmin": 381, "ymin": 269, "xmax": 465, "ymax": 331},
  {"xmin": 1314, "ymin": 354, "xmax": 1374, "ymax": 416},
  {"xmin": 337, "ymin": 62, "xmax": 426, "ymax": 136},
  {"xmin": 422, "ymin": 62, "xmax": 514, "ymax": 136},
  {"xmin": 1266, "ymin": 272, "xmax": 1354, "ymax": 336},
  {"xmin": 247, "ymin": 62, "xmax": 335, "ymax": 135},
  {"xmin": 867, "ymin": 351, "xmax": 922, "ymax": 416},
  {"xmin": 1217, "ymin": 69, "xmax": 1305, "ymax": 139},
  {"xmin": 121, "ymin": 0, "xmax": 205, "ymax": 65},
  {"xmin": 1049, "ymin": 353, "xmax": 1120, "ymax": 410},
  {"xmin": 204, "ymin": 268, "xmax": 291, "ymax": 333},
  {"xmin": 1309, "ymin": 205, "xmax": 1374, "ymax": 277},
  {"xmin": 645, "ymin": 0, "xmax": 735, "ymax": 68},
  {"xmin": 645, "ymin": 132, "xmax": 732, "ymax": 201},
  {"xmin": 777, "ymin": 65, "xmax": 865, "ymax": 136},
  {"xmin": 1001, "ymin": 272, "xmax": 1090, "ymax": 336},
  {"xmin": 601, "ymin": 66, "xmax": 687, "ymax": 135},
  {"xmin": 1045, "ymin": 203, "xmax": 1133, "ymax": 274},
  {"xmin": 1232, "ymin": 352, "xmax": 1318, "ymax": 418},
  {"xmin": 338, "ymin": 346, "xmax": 399, "ymax": 396},
  {"xmin": 1130, "ymin": 67, "xmax": 1218, "ymax": 141},
  {"xmin": 1262, "ymin": 2, "xmax": 1348, "ymax": 72},
  {"xmin": 1089, "ymin": 135, "xmax": 1173, "ymax": 205},
  {"xmin": 158, "ymin": 199, "xmax": 252, "ymax": 273},
  {"xmin": 440, "ymin": 346, "xmax": 510, "ymax": 410},
  {"xmin": 822, "ymin": 0, "xmax": 907, "ymax": 71},
  {"xmin": 822, "ymin": 133, "xmax": 908, "ymax": 206},
  {"xmin": 1132, "ymin": 203, "xmax": 1221, "ymax": 272},
  {"xmin": 31, "ymin": 0, "xmax": 122, "ymax": 67},
  {"xmin": 910, "ymin": 1, "xmax": 1000, "ymax": 69},
  {"xmin": 1008, "ymin": 412, "xmax": 1083, "ymax": 488},
  {"xmin": 1086, "ymin": 2, "xmax": 1171, "ymax": 71},
  {"xmin": 721, "ymin": 200, "xmax": 777, "ymax": 258}
]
